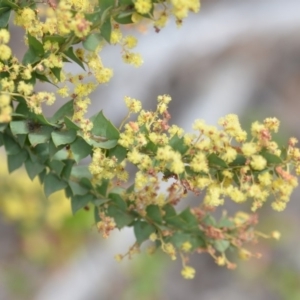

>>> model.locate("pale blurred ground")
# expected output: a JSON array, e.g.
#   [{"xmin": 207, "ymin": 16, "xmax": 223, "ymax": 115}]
[{"xmin": 1, "ymin": 0, "xmax": 300, "ymax": 299}]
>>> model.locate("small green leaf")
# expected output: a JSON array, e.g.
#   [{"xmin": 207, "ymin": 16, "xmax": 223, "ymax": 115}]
[
  {"xmin": 71, "ymin": 165, "xmax": 92, "ymax": 179},
  {"xmin": 0, "ymin": 8, "xmax": 11, "ymax": 27},
  {"xmin": 94, "ymin": 206, "xmax": 101, "ymax": 223},
  {"xmin": 50, "ymin": 99, "xmax": 74, "ymax": 123},
  {"xmin": 70, "ymin": 137, "xmax": 92, "ymax": 163},
  {"xmin": 169, "ymin": 134, "xmax": 189, "ymax": 155},
  {"xmin": 44, "ymin": 173, "xmax": 68, "ymax": 197},
  {"xmin": 7, "ymin": 150, "xmax": 28, "ymax": 173},
  {"xmin": 178, "ymin": 208, "xmax": 198, "ymax": 229},
  {"xmin": 35, "ymin": 73, "xmax": 54, "ymax": 85},
  {"xmin": 100, "ymin": 16, "xmax": 112, "ymax": 43},
  {"xmin": 1, "ymin": 0, "xmax": 18, "ymax": 9},
  {"xmin": 108, "ymin": 145, "xmax": 127, "ymax": 162},
  {"xmin": 51, "ymin": 67, "xmax": 61, "ymax": 81},
  {"xmin": 134, "ymin": 220, "xmax": 156, "ymax": 245},
  {"xmin": 214, "ymin": 240, "xmax": 230, "ymax": 253},
  {"xmin": 260, "ymin": 150, "xmax": 282, "ymax": 165},
  {"xmin": 22, "ymin": 48, "xmax": 40, "ymax": 65},
  {"xmin": 71, "ymin": 193, "xmax": 94, "ymax": 214},
  {"xmin": 83, "ymin": 33, "xmax": 103, "ymax": 51},
  {"xmin": 28, "ymin": 33, "xmax": 44, "ymax": 56},
  {"xmin": 229, "ymin": 154, "xmax": 247, "ymax": 167},
  {"xmin": 107, "ymin": 205, "xmax": 134, "ymax": 229},
  {"xmin": 10, "ymin": 121, "xmax": 29, "ymax": 135},
  {"xmin": 25, "ymin": 159, "xmax": 45, "ymax": 180},
  {"xmin": 146, "ymin": 205, "xmax": 163, "ymax": 224},
  {"xmin": 91, "ymin": 111, "xmax": 119, "ymax": 139},
  {"xmin": 109, "ymin": 192, "xmax": 127, "ymax": 211},
  {"xmin": 16, "ymin": 134, "xmax": 27, "ymax": 147},
  {"xmin": 28, "ymin": 126, "xmax": 53, "ymax": 145},
  {"xmin": 207, "ymin": 153, "xmax": 228, "ymax": 169},
  {"xmin": 51, "ymin": 129, "xmax": 77, "ymax": 146},
  {"xmin": 43, "ymin": 34, "xmax": 66, "ymax": 45},
  {"xmin": 49, "ymin": 139, "xmax": 65, "ymax": 157},
  {"xmin": 63, "ymin": 47, "xmax": 85, "ymax": 69},
  {"xmin": 88, "ymin": 139, "xmax": 118, "ymax": 149},
  {"xmin": 48, "ymin": 159, "xmax": 65, "ymax": 176},
  {"xmin": 61, "ymin": 159, "xmax": 75, "ymax": 180},
  {"xmin": 64, "ymin": 116, "xmax": 81, "ymax": 130},
  {"xmin": 163, "ymin": 204, "xmax": 177, "ymax": 219},
  {"xmin": 4, "ymin": 135, "xmax": 21, "ymax": 155},
  {"xmin": 114, "ymin": 11, "xmax": 134, "ymax": 24},
  {"xmin": 0, "ymin": 123, "xmax": 7, "ymax": 132},
  {"xmin": 69, "ymin": 181, "xmax": 89, "ymax": 196},
  {"xmin": 96, "ymin": 179, "xmax": 109, "ymax": 197}
]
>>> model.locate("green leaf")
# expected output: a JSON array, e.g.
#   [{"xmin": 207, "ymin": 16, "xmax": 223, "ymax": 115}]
[
  {"xmin": 0, "ymin": 123, "xmax": 7, "ymax": 132},
  {"xmin": 61, "ymin": 159, "xmax": 75, "ymax": 180},
  {"xmin": 48, "ymin": 159, "xmax": 65, "ymax": 176},
  {"xmin": 214, "ymin": 240, "xmax": 230, "ymax": 253},
  {"xmin": 109, "ymin": 192, "xmax": 127, "ymax": 211},
  {"xmin": 10, "ymin": 120, "xmax": 29, "ymax": 135},
  {"xmin": 28, "ymin": 33, "xmax": 44, "ymax": 56},
  {"xmin": 7, "ymin": 149, "xmax": 28, "ymax": 173},
  {"xmin": 88, "ymin": 139, "xmax": 118, "ymax": 149},
  {"xmin": 83, "ymin": 33, "xmax": 103, "ymax": 51},
  {"xmin": 22, "ymin": 48, "xmax": 40, "ymax": 65},
  {"xmin": 168, "ymin": 232, "xmax": 205, "ymax": 251},
  {"xmin": 63, "ymin": 47, "xmax": 85, "ymax": 69},
  {"xmin": 51, "ymin": 67, "xmax": 61, "ymax": 81},
  {"xmin": 169, "ymin": 134, "xmax": 188, "ymax": 155},
  {"xmin": 50, "ymin": 99, "xmax": 74, "ymax": 123},
  {"xmin": 134, "ymin": 220, "xmax": 156, "ymax": 245},
  {"xmin": 49, "ymin": 139, "xmax": 65, "ymax": 157},
  {"xmin": 16, "ymin": 134, "xmax": 27, "ymax": 147},
  {"xmin": 71, "ymin": 165, "xmax": 92, "ymax": 179},
  {"xmin": 44, "ymin": 173, "xmax": 68, "ymax": 197},
  {"xmin": 146, "ymin": 205, "xmax": 163, "ymax": 224},
  {"xmin": 91, "ymin": 111, "xmax": 119, "ymax": 139},
  {"xmin": 69, "ymin": 181, "xmax": 89, "ymax": 196},
  {"xmin": 71, "ymin": 193, "xmax": 94, "ymax": 214},
  {"xmin": 70, "ymin": 137, "xmax": 92, "ymax": 162},
  {"xmin": 35, "ymin": 72, "xmax": 54, "ymax": 85},
  {"xmin": 207, "ymin": 153, "xmax": 227, "ymax": 169},
  {"xmin": 38, "ymin": 169, "xmax": 46, "ymax": 184},
  {"xmin": 229, "ymin": 154, "xmax": 247, "ymax": 167},
  {"xmin": 114, "ymin": 11, "xmax": 134, "ymax": 24},
  {"xmin": 96, "ymin": 179, "xmax": 109, "ymax": 197},
  {"xmin": 1, "ymin": 0, "xmax": 18, "ymax": 9},
  {"xmin": 178, "ymin": 208, "xmax": 198, "ymax": 229},
  {"xmin": 29, "ymin": 113, "xmax": 56, "ymax": 127},
  {"xmin": 202, "ymin": 215, "xmax": 216, "ymax": 226},
  {"xmin": 260, "ymin": 150, "xmax": 282, "ymax": 165},
  {"xmin": 51, "ymin": 129, "xmax": 77, "ymax": 146},
  {"xmin": 107, "ymin": 205, "xmax": 134, "ymax": 229},
  {"xmin": 163, "ymin": 204, "xmax": 177, "ymax": 219},
  {"xmin": 100, "ymin": 16, "xmax": 112, "ymax": 43},
  {"xmin": 79, "ymin": 177, "xmax": 93, "ymax": 190},
  {"xmin": 94, "ymin": 206, "xmax": 101, "ymax": 223},
  {"xmin": 64, "ymin": 116, "xmax": 81, "ymax": 130},
  {"xmin": 4, "ymin": 135, "xmax": 21, "ymax": 155},
  {"xmin": 25, "ymin": 159, "xmax": 45, "ymax": 180},
  {"xmin": 43, "ymin": 34, "xmax": 66, "ymax": 45},
  {"xmin": 108, "ymin": 145, "xmax": 127, "ymax": 162},
  {"xmin": 34, "ymin": 143, "xmax": 50, "ymax": 163},
  {"xmin": 218, "ymin": 218, "xmax": 234, "ymax": 229},
  {"xmin": 0, "ymin": 8, "xmax": 11, "ymax": 27},
  {"xmin": 28, "ymin": 126, "xmax": 53, "ymax": 145},
  {"xmin": 85, "ymin": 10, "xmax": 102, "ymax": 23},
  {"xmin": 98, "ymin": 0, "xmax": 112, "ymax": 11}
]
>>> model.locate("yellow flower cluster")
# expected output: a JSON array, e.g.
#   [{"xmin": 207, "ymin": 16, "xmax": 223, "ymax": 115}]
[{"xmin": 89, "ymin": 96, "xmax": 299, "ymax": 219}]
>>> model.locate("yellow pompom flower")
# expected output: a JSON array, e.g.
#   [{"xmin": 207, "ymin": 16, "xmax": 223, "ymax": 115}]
[
  {"xmin": 181, "ymin": 266, "xmax": 196, "ymax": 279},
  {"xmin": 134, "ymin": 0, "xmax": 152, "ymax": 15}
]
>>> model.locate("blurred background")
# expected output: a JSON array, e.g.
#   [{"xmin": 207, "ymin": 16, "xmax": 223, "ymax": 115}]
[{"xmin": 1, "ymin": 0, "xmax": 300, "ymax": 299}]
